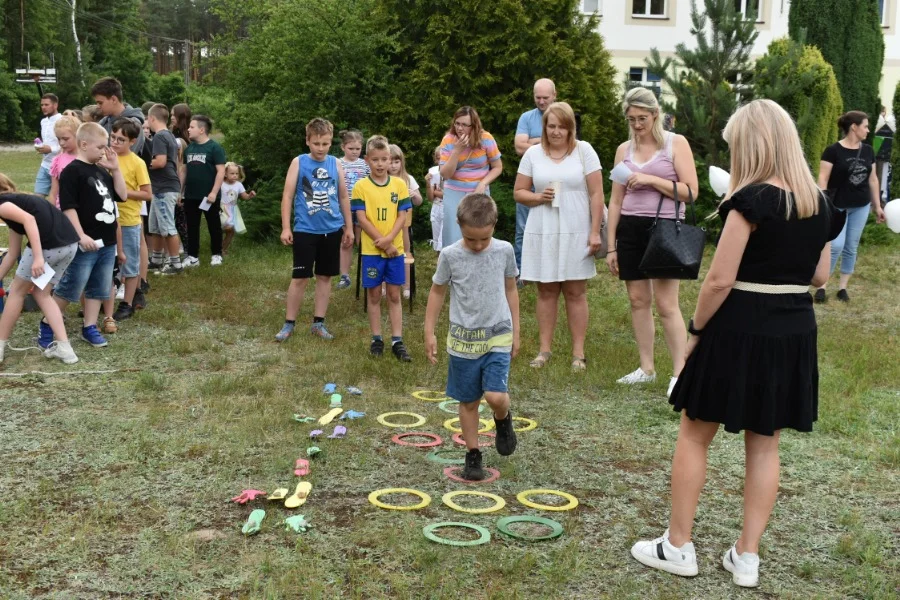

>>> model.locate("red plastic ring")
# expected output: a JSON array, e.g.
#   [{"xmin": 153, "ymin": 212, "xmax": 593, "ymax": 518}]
[
  {"xmin": 451, "ymin": 432, "xmax": 495, "ymax": 448},
  {"xmin": 392, "ymin": 432, "xmax": 444, "ymax": 448},
  {"xmin": 443, "ymin": 466, "xmax": 501, "ymax": 484}
]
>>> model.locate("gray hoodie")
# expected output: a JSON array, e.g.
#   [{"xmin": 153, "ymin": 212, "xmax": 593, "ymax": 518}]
[{"xmin": 99, "ymin": 103, "xmax": 147, "ymax": 156}]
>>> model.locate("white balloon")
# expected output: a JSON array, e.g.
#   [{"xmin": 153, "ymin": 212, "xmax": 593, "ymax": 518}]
[
  {"xmin": 709, "ymin": 166, "xmax": 731, "ymax": 197},
  {"xmin": 885, "ymin": 199, "xmax": 900, "ymax": 233}
]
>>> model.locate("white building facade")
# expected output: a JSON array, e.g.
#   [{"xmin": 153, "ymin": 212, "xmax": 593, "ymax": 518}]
[{"xmin": 584, "ymin": 0, "xmax": 900, "ymax": 111}]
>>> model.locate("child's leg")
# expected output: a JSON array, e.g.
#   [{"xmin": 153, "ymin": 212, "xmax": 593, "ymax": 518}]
[
  {"xmin": 285, "ymin": 278, "xmax": 310, "ymax": 321},
  {"xmin": 164, "ymin": 234, "xmax": 182, "ymax": 259},
  {"xmin": 0, "ymin": 277, "xmax": 31, "ymax": 340},
  {"xmin": 459, "ymin": 400, "xmax": 484, "ymax": 450},
  {"xmin": 385, "ymin": 284, "xmax": 403, "ymax": 337},
  {"xmin": 340, "ymin": 244, "xmax": 352, "ymax": 277},
  {"xmin": 84, "ymin": 298, "xmax": 103, "ymax": 327},
  {"xmin": 206, "ymin": 199, "xmax": 224, "ymax": 257},
  {"xmin": 223, "ymin": 226, "xmax": 235, "ymax": 253},
  {"xmin": 483, "ymin": 391, "xmax": 511, "ymax": 421},
  {"xmin": 402, "ymin": 228, "xmax": 411, "ymax": 290},
  {"xmin": 102, "ymin": 283, "xmax": 115, "ymax": 319},
  {"xmin": 313, "ymin": 275, "xmax": 332, "ymax": 319},
  {"xmin": 366, "ymin": 286, "xmax": 383, "ymax": 337},
  {"xmin": 124, "ymin": 277, "xmax": 140, "ymax": 305},
  {"xmin": 139, "ymin": 229, "xmax": 149, "ymax": 281},
  {"xmin": 31, "ymin": 285, "xmax": 68, "ymax": 342}
]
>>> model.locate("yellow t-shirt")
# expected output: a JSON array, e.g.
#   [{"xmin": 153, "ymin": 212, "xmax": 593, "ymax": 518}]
[
  {"xmin": 351, "ymin": 175, "xmax": 411, "ymax": 257},
  {"xmin": 117, "ymin": 151, "xmax": 150, "ymax": 227}
]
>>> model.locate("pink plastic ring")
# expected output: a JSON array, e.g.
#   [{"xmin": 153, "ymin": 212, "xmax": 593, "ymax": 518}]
[
  {"xmin": 443, "ymin": 466, "xmax": 501, "ymax": 484},
  {"xmin": 392, "ymin": 432, "xmax": 444, "ymax": 448},
  {"xmin": 451, "ymin": 432, "xmax": 495, "ymax": 448}
]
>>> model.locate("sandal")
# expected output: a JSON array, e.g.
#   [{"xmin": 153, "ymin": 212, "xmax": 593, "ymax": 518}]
[
  {"xmin": 571, "ymin": 356, "xmax": 587, "ymax": 371},
  {"xmin": 529, "ymin": 351, "xmax": 552, "ymax": 368}
]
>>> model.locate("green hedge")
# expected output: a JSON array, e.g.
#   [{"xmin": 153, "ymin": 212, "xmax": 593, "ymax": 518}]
[{"xmin": 890, "ymin": 81, "xmax": 900, "ymax": 202}]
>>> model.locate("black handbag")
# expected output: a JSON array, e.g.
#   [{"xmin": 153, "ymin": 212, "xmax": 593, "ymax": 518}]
[{"xmin": 638, "ymin": 181, "xmax": 706, "ymax": 279}]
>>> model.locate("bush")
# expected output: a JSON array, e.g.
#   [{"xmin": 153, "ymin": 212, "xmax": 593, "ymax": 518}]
[
  {"xmin": 754, "ymin": 38, "xmax": 842, "ymax": 176},
  {"xmin": 185, "ymin": 84, "xmax": 234, "ymax": 133},
  {"xmin": 147, "ymin": 72, "xmax": 187, "ymax": 109},
  {"xmin": 890, "ymin": 81, "xmax": 900, "ymax": 201},
  {"xmin": 0, "ymin": 59, "xmax": 31, "ymax": 141}
]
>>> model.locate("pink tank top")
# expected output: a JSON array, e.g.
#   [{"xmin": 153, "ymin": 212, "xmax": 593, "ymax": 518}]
[{"xmin": 621, "ymin": 132, "xmax": 683, "ymax": 219}]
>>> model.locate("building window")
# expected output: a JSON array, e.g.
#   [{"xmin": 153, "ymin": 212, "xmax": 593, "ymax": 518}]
[
  {"xmin": 727, "ymin": 70, "xmax": 754, "ymax": 102},
  {"xmin": 633, "ymin": 0, "xmax": 666, "ymax": 18},
  {"xmin": 582, "ymin": 0, "xmax": 600, "ymax": 13},
  {"xmin": 879, "ymin": 0, "xmax": 889, "ymax": 27},
  {"xmin": 629, "ymin": 67, "xmax": 663, "ymax": 96},
  {"xmin": 735, "ymin": 0, "xmax": 760, "ymax": 20}
]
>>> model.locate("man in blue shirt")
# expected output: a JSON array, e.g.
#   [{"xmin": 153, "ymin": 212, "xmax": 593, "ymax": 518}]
[{"xmin": 513, "ymin": 78, "xmax": 556, "ymax": 279}]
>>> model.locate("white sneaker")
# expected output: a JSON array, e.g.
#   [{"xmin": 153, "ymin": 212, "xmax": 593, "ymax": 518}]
[
  {"xmin": 617, "ymin": 367, "xmax": 656, "ymax": 385},
  {"xmin": 183, "ymin": 256, "xmax": 200, "ymax": 268},
  {"xmin": 210, "ymin": 255, "xmax": 223, "ymax": 266},
  {"xmin": 631, "ymin": 530, "xmax": 698, "ymax": 577},
  {"xmin": 43, "ymin": 340, "xmax": 79, "ymax": 364},
  {"xmin": 722, "ymin": 544, "xmax": 760, "ymax": 588},
  {"xmin": 667, "ymin": 376, "xmax": 678, "ymax": 398},
  {"xmin": 115, "ymin": 285, "xmax": 125, "ymax": 300}
]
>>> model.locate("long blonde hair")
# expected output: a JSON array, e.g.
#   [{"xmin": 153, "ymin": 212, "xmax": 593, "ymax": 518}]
[
  {"xmin": 622, "ymin": 87, "xmax": 665, "ymax": 150},
  {"xmin": 388, "ymin": 144, "xmax": 410, "ymax": 183},
  {"xmin": 541, "ymin": 102, "xmax": 577, "ymax": 155},
  {"xmin": 722, "ymin": 99, "xmax": 820, "ymax": 219}
]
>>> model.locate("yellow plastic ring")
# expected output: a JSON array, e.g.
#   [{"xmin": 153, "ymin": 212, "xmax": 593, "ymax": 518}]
[
  {"xmin": 368, "ymin": 488, "xmax": 432, "ymax": 511},
  {"xmin": 377, "ymin": 412, "xmax": 427, "ymax": 428},
  {"xmin": 411, "ymin": 390, "xmax": 449, "ymax": 402},
  {"xmin": 442, "ymin": 491, "xmax": 506, "ymax": 514},
  {"xmin": 443, "ymin": 417, "xmax": 494, "ymax": 433},
  {"xmin": 512, "ymin": 417, "xmax": 538, "ymax": 432},
  {"xmin": 516, "ymin": 489, "xmax": 579, "ymax": 512}
]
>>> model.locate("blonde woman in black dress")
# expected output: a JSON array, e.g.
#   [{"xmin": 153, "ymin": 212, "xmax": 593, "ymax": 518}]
[{"xmin": 630, "ymin": 100, "xmax": 841, "ymax": 588}]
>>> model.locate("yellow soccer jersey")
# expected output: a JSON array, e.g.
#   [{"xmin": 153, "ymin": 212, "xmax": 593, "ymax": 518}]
[
  {"xmin": 116, "ymin": 151, "xmax": 150, "ymax": 227},
  {"xmin": 351, "ymin": 175, "xmax": 411, "ymax": 257}
]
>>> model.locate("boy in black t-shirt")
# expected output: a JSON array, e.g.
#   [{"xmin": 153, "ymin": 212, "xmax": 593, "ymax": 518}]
[{"xmin": 52, "ymin": 122, "xmax": 127, "ymax": 349}]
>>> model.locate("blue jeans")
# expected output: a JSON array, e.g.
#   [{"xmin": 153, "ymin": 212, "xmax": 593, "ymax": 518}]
[
  {"xmin": 54, "ymin": 244, "xmax": 117, "ymax": 302},
  {"xmin": 514, "ymin": 203, "xmax": 530, "ymax": 270},
  {"xmin": 830, "ymin": 205, "xmax": 870, "ymax": 275}
]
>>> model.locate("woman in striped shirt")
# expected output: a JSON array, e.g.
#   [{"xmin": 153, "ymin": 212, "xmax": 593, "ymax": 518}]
[{"xmin": 438, "ymin": 106, "xmax": 503, "ymax": 246}]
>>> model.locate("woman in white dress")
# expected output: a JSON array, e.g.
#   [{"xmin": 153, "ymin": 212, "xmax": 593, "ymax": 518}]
[{"xmin": 514, "ymin": 102, "xmax": 605, "ymax": 371}]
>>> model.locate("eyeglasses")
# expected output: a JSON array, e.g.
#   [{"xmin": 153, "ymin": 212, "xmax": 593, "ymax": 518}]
[
  {"xmin": 626, "ymin": 116, "xmax": 651, "ymax": 126},
  {"xmin": 110, "ymin": 135, "xmax": 130, "ymax": 144},
  {"xmin": 454, "ymin": 122, "xmax": 473, "ymax": 129}
]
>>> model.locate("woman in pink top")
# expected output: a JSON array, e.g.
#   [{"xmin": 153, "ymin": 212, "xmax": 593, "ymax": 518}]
[{"xmin": 606, "ymin": 88, "xmax": 699, "ymax": 396}]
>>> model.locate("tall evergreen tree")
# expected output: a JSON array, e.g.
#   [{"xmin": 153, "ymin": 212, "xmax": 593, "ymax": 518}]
[
  {"xmin": 645, "ymin": 0, "xmax": 758, "ymax": 166},
  {"xmin": 789, "ymin": 0, "xmax": 885, "ymax": 117}
]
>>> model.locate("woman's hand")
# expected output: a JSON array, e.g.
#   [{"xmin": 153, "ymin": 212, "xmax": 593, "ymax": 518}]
[
  {"xmin": 875, "ymin": 205, "xmax": 886, "ymax": 224},
  {"xmin": 457, "ymin": 134, "xmax": 470, "ymax": 148},
  {"xmin": 538, "ymin": 187, "xmax": 555, "ymax": 203},
  {"xmin": 474, "ymin": 181, "xmax": 487, "ymax": 195},
  {"xmin": 605, "ymin": 251, "xmax": 618, "ymax": 276},
  {"xmin": 588, "ymin": 232, "xmax": 602, "ymax": 256},
  {"xmin": 625, "ymin": 172, "xmax": 654, "ymax": 190}
]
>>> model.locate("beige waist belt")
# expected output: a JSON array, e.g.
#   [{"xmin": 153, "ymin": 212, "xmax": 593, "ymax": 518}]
[{"xmin": 733, "ymin": 281, "xmax": 809, "ymax": 294}]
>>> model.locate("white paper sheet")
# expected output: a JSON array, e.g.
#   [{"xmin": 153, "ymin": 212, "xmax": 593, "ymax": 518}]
[
  {"xmin": 609, "ymin": 163, "xmax": 633, "ymax": 185},
  {"xmin": 31, "ymin": 264, "xmax": 55, "ymax": 290},
  {"xmin": 199, "ymin": 199, "xmax": 212, "ymax": 211}
]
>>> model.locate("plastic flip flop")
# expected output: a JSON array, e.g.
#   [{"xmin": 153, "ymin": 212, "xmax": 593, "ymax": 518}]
[
  {"xmin": 242, "ymin": 509, "xmax": 266, "ymax": 535},
  {"xmin": 284, "ymin": 482, "xmax": 312, "ymax": 509},
  {"xmin": 340, "ymin": 410, "xmax": 366, "ymax": 420},
  {"xmin": 293, "ymin": 414, "xmax": 316, "ymax": 423},
  {"xmin": 328, "ymin": 425, "xmax": 347, "ymax": 439},
  {"xmin": 309, "ymin": 429, "xmax": 323, "ymax": 439},
  {"xmin": 294, "ymin": 458, "xmax": 310, "ymax": 477},
  {"xmin": 323, "ymin": 383, "xmax": 336, "ymax": 394},
  {"xmin": 329, "ymin": 393, "xmax": 342, "ymax": 408},
  {"xmin": 231, "ymin": 489, "xmax": 267, "ymax": 504},
  {"xmin": 318, "ymin": 407, "xmax": 343, "ymax": 425},
  {"xmin": 284, "ymin": 514, "xmax": 310, "ymax": 533},
  {"xmin": 306, "ymin": 446, "xmax": 321, "ymax": 457},
  {"xmin": 346, "ymin": 386, "xmax": 363, "ymax": 396},
  {"xmin": 268, "ymin": 487, "xmax": 288, "ymax": 501}
]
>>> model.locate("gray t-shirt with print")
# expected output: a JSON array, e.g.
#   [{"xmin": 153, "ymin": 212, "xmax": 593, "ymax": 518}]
[
  {"xmin": 149, "ymin": 129, "xmax": 182, "ymax": 194},
  {"xmin": 432, "ymin": 238, "xmax": 518, "ymax": 358}
]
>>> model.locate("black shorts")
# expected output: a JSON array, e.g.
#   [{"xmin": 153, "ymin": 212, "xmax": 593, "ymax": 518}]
[
  {"xmin": 292, "ymin": 229, "xmax": 343, "ymax": 279},
  {"xmin": 616, "ymin": 215, "xmax": 658, "ymax": 281}
]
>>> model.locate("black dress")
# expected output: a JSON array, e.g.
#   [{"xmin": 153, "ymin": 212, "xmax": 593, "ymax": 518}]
[{"xmin": 670, "ymin": 184, "xmax": 841, "ymax": 435}]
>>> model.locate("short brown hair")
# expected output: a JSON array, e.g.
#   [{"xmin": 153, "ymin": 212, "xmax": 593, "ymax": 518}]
[
  {"xmin": 192, "ymin": 114, "xmax": 213, "ymax": 133},
  {"xmin": 366, "ymin": 134, "xmax": 389, "ymax": 154},
  {"xmin": 541, "ymin": 102, "xmax": 578, "ymax": 155},
  {"xmin": 41, "ymin": 93, "xmax": 59, "ymax": 104},
  {"xmin": 457, "ymin": 193, "xmax": 497, "ymax": 228},
  {"xmin": 0, "ymin": 173, "xmax": 17, "ymax": 194},
  {"xmin": 111, "ymin": 117, "xmax": 140, "ymax": 141},
  {"xmin": 148, "ymin": 103, "xmax": 169, "ymax": 123},
  {"xmin": 306, "ymin": 117, "xmax": 333, "ymax": 138},
  {"xmin": 90, "ymin": 77, "xmax": 123, "ymax": 101}
]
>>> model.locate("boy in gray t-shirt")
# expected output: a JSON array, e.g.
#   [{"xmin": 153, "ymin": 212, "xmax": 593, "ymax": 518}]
[
  {"xmin": 425, "ymin": 193, "xmax": 520, "ymax": 480},
  {"xmin": 145, "ymin": 103, "xmax": 184, "ymax": 274}
]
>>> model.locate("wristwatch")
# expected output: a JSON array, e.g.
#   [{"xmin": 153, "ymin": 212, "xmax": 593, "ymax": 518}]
[{"xmin": 688, "ymin": 319, "xmax": 703, "ymax": 336}]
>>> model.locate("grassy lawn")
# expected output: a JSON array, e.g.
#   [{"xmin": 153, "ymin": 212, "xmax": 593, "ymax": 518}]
[{"xmin": 1, "ymin": 150, "xmax": 898, "ymax": 599}]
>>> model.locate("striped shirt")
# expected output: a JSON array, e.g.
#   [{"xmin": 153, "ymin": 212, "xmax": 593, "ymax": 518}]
[{"xmin": 439, "ymin": 131, "xmax": 502, "ymax": 193}]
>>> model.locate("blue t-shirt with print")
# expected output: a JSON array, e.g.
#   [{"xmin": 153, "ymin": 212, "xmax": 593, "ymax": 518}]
[
  {"xmin": 293, "ymin": 154, "xmax": 345, "ymax": 234},
  {"xmin": 516, "ymin": 108, "xmax": 543, "ymax": 139}
]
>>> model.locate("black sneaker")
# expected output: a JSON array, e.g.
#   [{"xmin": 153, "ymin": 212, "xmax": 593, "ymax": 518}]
[
  {"xmin": 814, "ymin": 288, "xmax": 826, "ymax": 303},
  {"xmin": 112, "ymin": 302, "xmax": 135, "ymax": 321},
  {"xmin": 836, "ymin": 289, "xmax": 850, "ymax": 302},
  {"xmin": 370, "ymin": 339, "xmax": 384, "ymax": 356},
  {"xmin": 494, "ymin": 410, "xmax": 518, "ymax": 456},
  {"xmin": 133, "ymin": 288, "xmax": 147, "ymax": 310},
  {"xmin": 462, "ymin": 448, "xmax": 487, "ymax": 481},
  {"xmin": 140, "ymin": 279, "xmax": 151, "ymax": 293},
  {"xmin": 147, "ymin": 261, "xmax": 163, "ymax": 272},
  {"xmin": 158, "ymin": 263, "xmax": 183, "ymax": 275},
  {"xmin": 392, "ymin": 341, "xmax": 412, "ymax": 362}
]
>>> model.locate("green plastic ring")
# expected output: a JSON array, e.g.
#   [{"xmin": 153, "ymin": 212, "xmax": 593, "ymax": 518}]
[
  {"xmin": 438, "ymin": 400, "xmax": 486, "ymax": 414},
  {"xmin": 425, "ymin": 449, "xmax": 467, "ymax": 465},
  {"xmin": 422, "ymin": 521, "xmax": 491, "ymax": 546},
  {"xmin": 496, "ymin": 516, "xmax": 564, "ymax": 541}
]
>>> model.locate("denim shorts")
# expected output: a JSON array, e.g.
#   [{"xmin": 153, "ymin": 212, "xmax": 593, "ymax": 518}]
[
  {"xmin": 149, "ymin": 192, "xmax": 178, "ymax": 236},
  {"xmin": 361, "ymin": 254, "xmax": 406, "ymax": 288},
  {"xmin": 120, "ymin": 224, "xmax": 141, "ymax": 278},
  {"xmin": 54, "ymin": 244, "xmax": 117, "ymax": 302},
  {"xmin": 446, "ymin": 351, "xmax": 511, "ymax": 403},
  {"xmin": 15, "ymin": 243, "xmax": 78, "ymax": 286},
  {"xmin": 34, "ymin": 166, "xmax": 52, "ymax": 195}
]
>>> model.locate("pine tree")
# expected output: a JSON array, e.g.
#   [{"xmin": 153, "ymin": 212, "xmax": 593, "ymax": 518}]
[
  {"xmin": 645, "ymin": 0, "xmax": 759, "ymax": 166},
  {"xmin": 789, "ymin": 0, "xmax": 885, "ymax": 117}
]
